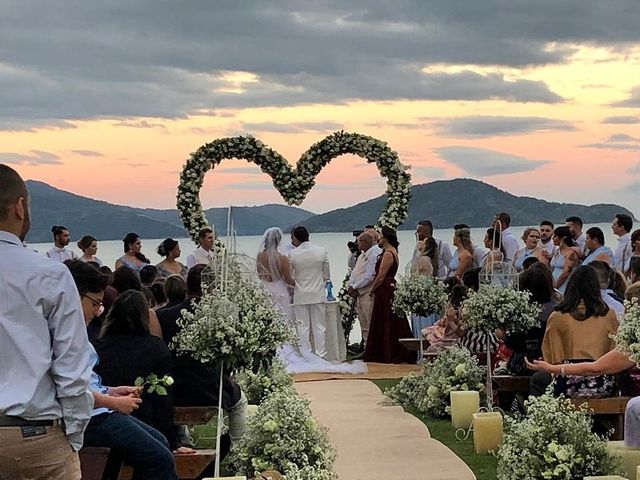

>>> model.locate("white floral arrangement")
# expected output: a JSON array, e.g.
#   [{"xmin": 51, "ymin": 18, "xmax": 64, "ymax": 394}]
[
  {"xmin": 231, "ymin": 389, "xmax": 336, "ymax": 479},
  {"xmin": 386, "ymin": 346, "xmax": 485, "ymax": 417},
  {"xmin": 393, "ymin": 272, "xmax": 448, "ymax": 317},
  {"xmin": 336, "ymin": 272, "xmax": 356, "ymax": 342},
  {"xmin": 171, "ymin": 271, "xmax": 294, "ymax": 372},
  {"xmin": 496, "ymin": 391, "xmax": 623, "ymax": 479},
  {"xmin": 176, "ymin": 131, "xmax": 412, "ymax": 241},
  {"xmin": 460, "ymin": 284, "xmax": 541, "ymax": 333},
  {"xmin": 235, "ymin": 358, "xmax": 294, "ymax": 405},
  {"xmin": 614, "ymin": 297, "xmax": 640, "ymax": 363}
]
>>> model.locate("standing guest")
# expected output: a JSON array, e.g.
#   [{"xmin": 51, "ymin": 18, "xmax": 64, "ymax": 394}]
[
  {"xmin": 513, "ymin": 227, "xmax": 548, "ymax": 271},
  {"xmin": 289, "ymin": 226, "xmax": 331, "ymax": 358},
  {"xmin": 111, "ymin": 266, "xmax": 163, "ymax": 338},
  {"xmin": 631, "ymin": 229, "xmax": 640, "ymax": 259},
  {"xmin": 115, "ymin": 232, "xmax": 150, "ymax": 274},
  {"xmin": 0, "ymin": 165, "xmax": 93, "ymax": 479},
  {"xmin": 77, "ymin": 235, "xmax": 102, "ymax": 266},
  {"xmin": 347, "ymin": 241, "xmax": 359, "ymax": 270},
  {"xmin": 46, "ymin": 225, "xmax": 78, "ymax": 262},
  {"xmin": 494, "ymin": 212, "xmax": 520, "ymax": 262},
  {"xmin": 348, "ymin": 232, "xmax": 382, "ymax": 347},
  {"xmin": 364, "ymin": 227, "xmax": 416, "ymax": 364},
  {"xmin": 415, "ymin": 220, "xmax": 451, "ymax": 279},
  {"xmin": 550, "ymin": 226, "xmax": 579, "ymax": 294},
  {"xmin": 449, "ymin": 228, "xmax": 474, "ymax": 279},
  {"xmin": 364, "ymin": 224, "xmax": 381, "ymax": 243},
  {"xmin": 156, "ymin": 238, "xmax": 187, "ymax": 278},
  {"xmin": 409, "ymin": 237, "xmax": 439, "ymax": 335},
  {"xmin": 140, "ymin": 265, "xmax": 159, "ymax": 287},
  {"xmin": 566, "ymin": 216, "xmax": 586, "ymax": 257},
  {"xmin": 453, "ymin": 223, "xmax": 486, "ymax": 268},
  {"xmin": 481, "ymin": 227, "xmax": 504, "ymax": 267},
  {"xmin": 582, "ymin": 227, "xmax": 613, "ymax": 265},
  {"xmin": 539, "ymin": 220, "xmax": 556, "ymax": 257},
  {"xmin": 612, "ymin": 213, "xmax": 634, "ymax": 274},
  {"xmin": 186, "ymin": 227, "xmax": 215, "ymax": 269},
  {"xmin": 589, "ymin": 261, "xmax": 625, "ymax": 319}
]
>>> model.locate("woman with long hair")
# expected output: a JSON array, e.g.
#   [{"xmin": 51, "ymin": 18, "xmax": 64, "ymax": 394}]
[
  {"xmin": 550, "ymin": 226, "xmax": 579, "ymax": 294},
  {"xmin": 111, "ymin": 266, "xmax": 163, "ymax": 338},
  {"xmin": 449, "ymin": 228, "xmax": 474, "ymax": 279},
  {"xmin": 115, "ymin": 232, "xmax": 150, "ymax": 274},
  {"xmin": 364, "ymin": 227, "xmax": 416, "ymax": 363},
  {"xmin": 155, "ymin": 238, "xmax": 187, "ymax": 278},
  {"xmin": 512, "ymin": 227, "xmax": 548, "ymax": 272},
  {"xmin": 257, "ymin": 227, "xmax": 295, "ymax": 322},
  {"xmin": 481, "ymin": 227, "xmax": 504, "ymax": 268},
  {"xmin": 409, "ymin": 236, "xmax": 437, "ymax": 336},
  {"xmin": 77, "ymin": 234, "xmax": 103, "ymax": 266}
]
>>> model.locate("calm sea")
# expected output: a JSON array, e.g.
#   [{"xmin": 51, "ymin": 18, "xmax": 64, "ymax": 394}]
[{"xmin": 28, "ymin": 223, "xmax": 617, "ymax": 343}]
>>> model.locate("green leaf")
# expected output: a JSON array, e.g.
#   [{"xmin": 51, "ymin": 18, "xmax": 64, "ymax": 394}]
[
  {"xmin": 156, "ymin": 385, "xmax": 168, "ymax": 396},
  {"xmin": 134, "ymin": 377, "xmax": 144, "ymax": 386},
  {"xmin": 147, "ymin": 385, "xmax": 156, "ymax": 394}
]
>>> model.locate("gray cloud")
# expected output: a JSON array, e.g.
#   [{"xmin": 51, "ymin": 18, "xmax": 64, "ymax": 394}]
[
  {"xmin": 113, "ymin": 120, "xmax": 168, "ymax": 129},
  {"xmin": 0, "ymin": 150, "xmax": 62, "ymax": 165},
  {"xmin": 602, "ymin": 115, "xmax": 640, "ymax": 124},
  {"xmin": 613, "ymin": 85, "xmax": 640, "ymax": 107},
  {"xmin": 581, "ymin": 133, "xmax": 639, "ymax": 150},
  {"xmin": 71, "ymin": 149, "xmax": 103, "ymax": 157},
  {"xmin": 435, "ymin": 146, "xmax": 550, "ymax": 176},
  {"xmin": 432, "ymin": 116, "xmax": 576, "ymax": 138},
  {"xmin": 239, "ymin": 121, "xmax": 343, "ymax": 134}
]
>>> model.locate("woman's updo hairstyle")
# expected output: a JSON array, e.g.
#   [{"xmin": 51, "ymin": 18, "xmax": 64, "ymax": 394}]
[
  {"xmin": 553, "ymin": 226, "xmax": 575, "ymax": 248},
  {"xmin": 157, "ymin": 238, "xmax": 178, "ymax": 257}
]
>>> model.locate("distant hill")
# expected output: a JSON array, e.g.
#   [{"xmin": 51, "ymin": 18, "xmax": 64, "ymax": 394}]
[
  {"xmin": 300, "ymin": 178, "xmax": 635, "ymax": 232},
  {"xmin": 25, "ymin": 181, "xmax": 314, "ymax": 242}
]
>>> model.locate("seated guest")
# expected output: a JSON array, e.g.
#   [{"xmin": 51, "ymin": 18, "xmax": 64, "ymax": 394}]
[
  {"xmin": 423, "ymin": 285, "xmax": 468, "ymax": 352},
  {"xmin": 631, "ymin": 229, "xmax": 640, "ymax": 260},
  {"xmin": 513, "ymin": 227, "xmax": 549, "ymax": 272},
  {"xmin": 77, "ymin": 234, "xmax": 103, "ymax": 266},
  {"xmin": 65, "ymin": 261, "xmax": 179, "ymax": 479},
  {"xmin": 160, "ymin": 275, "xmax": 188, "ymax": 310},
  {"xmin": 550, "ymin": 226, "xmax": 579, "ymax": 295},
  {"xmin": 449, "ymin": 228, "xmax": 474, "ymax": 280},
  {"xmin": 93, "ymin": 290, "xmax": 194, "ymax": 454},
  {"xmin": 627, "ymin": 258, "xmax": 640, "ymax": 298},
  {"xmin": 589, "ymin": 261, "xmax": 625, "ymax": 319},
  {"xmin": 151, "ymin": 280, "xmax": 169, "ymax": 309},
  {"xmin": 522, "ymin": 256, "xmax": 540, "ymax": 270},
  {"xmin": 156, "ymin": 238, "xmax": 188, "ymax": 278},
  {"xmin": 156, "ymin": 265, "xmax": 248, "ymax": 444},
  {"xmin": 140, "ymin": 264, "xmax": 159, "ymax": 287},
  {"xmin": 583, "ymin": 227, "xmax": 614, "ymax": 265},
  {"xmin": 530, "ymin": 265, "xmax": 618, "ymax": 397},
  {"xmin": 610, "ymin": 268, "xmax": 629, "ymax": 301},
  {"xmin": 115, "ymin": 232, "xmax": 150, "ymax": 274},
  {"xmin": 112, "ymin": 266, "xmax": 163, "ymax": 338}
]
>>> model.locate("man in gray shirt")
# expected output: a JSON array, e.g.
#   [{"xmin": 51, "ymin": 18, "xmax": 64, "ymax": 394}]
[{"xmin": 0, "ymin": 164, "xmax": 94, "ymax": 479}]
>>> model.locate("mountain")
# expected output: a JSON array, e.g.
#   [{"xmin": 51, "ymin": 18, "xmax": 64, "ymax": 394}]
[
  {"xmin": 25, "ymin": 180, "xmax": 314, "ymax": 243},
  {"xmin": 300, "ymin": 178, "xmax": 635, "ymax": 232}
]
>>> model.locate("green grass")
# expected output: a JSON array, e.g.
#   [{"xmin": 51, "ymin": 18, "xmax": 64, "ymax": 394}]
[{"xmin": 372, "ymin": 379, "xmax": 498, "ymax": 480}]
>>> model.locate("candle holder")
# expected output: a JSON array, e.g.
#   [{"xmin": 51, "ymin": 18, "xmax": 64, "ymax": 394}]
[{"xmin": 455, "ymin": 405, "xmax": 505, "ymax": 442}]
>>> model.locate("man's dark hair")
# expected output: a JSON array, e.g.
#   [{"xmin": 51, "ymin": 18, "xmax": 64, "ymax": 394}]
[
  {"xmin": 164, "ymin": 275, "xmax": 187, "ymax": 303},
  {"xmin": 615, "ymin": 213, "xmax": 633, "ymax": 233},
  {"xmin": 198, "ymin": 227, "xmax": 213, "ymax": 239},
  {"xmin": 519, "ymin": 262, "xmax": 553, "ymax": 304},
  {"xmin": 522, "ymin": 256, "xmax": 540, "ymax": 270},
  {"xmin": 187, "ymin": 264, "xmax": 206, "ymax": 297},
  {"xmin": 112, "ymin": 266, "xmax": 142, "ymax": 294},
  {"xmin": 139, "ymin": 265, "xmax": 158, "ymax": 285},
  {"xmin": 555, "ymin": 265, "xmax": 609, "ymax": 319},
  {"xmin": 461, "ymin": 268, "xmax": 481, "ymax": 292},
  {"xmin": 364, "ymin": 224, "xmax": 376, "ymax": 230},
  {"xmin": 0, "ymin": 164, "xmax": 28, "ymax": 222},
  {"xmin": 454, "ymin": 223, "xmax": 470, "ymax": 230},
  {"xmin": 51, "ymin": 225, "xmax": 68, "ymax": 240},
  {"xmin": 588, "ymin": 260, "xmax": 611, "ymax": 287},
  {"xmin": 565, "ymin": 216, "xmax": 583, "ymax": 228},
  {"xmin": 418, "ymin": 220, "xmax": 433, "ymax": 235},
  {"xmin": 586, "ymin": 226, "xmax": 605, "ymax": 245},
  {"xmin": 66, "ymin": 260, "xmax": 109, "ymax": 295},
  {"xmin": 496, "ymin": 212, "xmax": 511, "ymax": 228},
  {"xmin": 292, "ymin": 226, "xmax": 310, "ymax": 243},
  {"xmin": 540, "ymin": 220, "xmax": 554, "ymax": 229}
]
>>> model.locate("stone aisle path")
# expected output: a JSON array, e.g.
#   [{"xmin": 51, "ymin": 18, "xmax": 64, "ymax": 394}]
[{"xmin": 295, "ymin": 379, "xmax": 476, "ymax": 480}]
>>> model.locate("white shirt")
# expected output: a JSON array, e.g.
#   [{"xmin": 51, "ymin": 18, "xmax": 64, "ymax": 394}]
[
  {"xmin": 540, "ymin": 239, "xmax": 555, "ymax": 255},
  {"xmin": 46, "ymin": 245, "xmax": 77, "ymax": 263},
  {"xmin": 602, "ymin": 289, "xmax": 625, "ymax": 322},
  {"xmin": 501, "ymin": 228, "xmax": 520, "ymax": 263},
  {"xmin": 614, "ymin": 233, "xmax": 633, "ymax": 273},
  {"xmin": 0, "ymin": 231, "xmax": 94, "ymax": 450},
  {"xmin": 574, "ymin": 232, "xmax": 587, "ymax": 257},
  {"xmin": 349, "ymin": 245, "xmax": 382, "ymax": 292},
  {"xmin": 186, "ymin": 245, "xmax": 215, "ymax": 269},
  {"xmin": 436, "ymin": 239, "xmax": 452, "ymax": 279},
  {"xmin": 472, "ymin": 245, "xmax": 487, "ymax": 268},
  {"xmin": 289, "ymin": 241, "xmax": 331, "ymax": 304}
]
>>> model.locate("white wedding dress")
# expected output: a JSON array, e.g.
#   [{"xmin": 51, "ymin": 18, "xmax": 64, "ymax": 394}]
[{"xmin": 261, "ymin": 278, "xmax": 367, "ymax": 375}]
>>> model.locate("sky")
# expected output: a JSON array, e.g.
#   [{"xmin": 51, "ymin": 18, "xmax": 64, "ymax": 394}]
[{"xmin": 1, "ymin": 1, "xmax": 639, "ymax": 215}]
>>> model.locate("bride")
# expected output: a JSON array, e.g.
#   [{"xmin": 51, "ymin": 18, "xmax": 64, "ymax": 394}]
[{"xmin": 257, "ymin": 227, "xmax": 366, "ymax": 374}]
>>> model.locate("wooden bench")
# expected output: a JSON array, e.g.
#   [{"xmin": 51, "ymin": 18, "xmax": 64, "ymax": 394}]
[
  {"xmin": 399, "ymin": 338, "xmax": 430, "ymax": 362},
  {"xmin": 492, "ymin": 375, "xmax": 531, "ymax": 392},
  {"xmin": 118, "ymin": 450, "xmax": 217, "ymax": 480},
  {"xmin": 80, "ymin": 447, "xmax": 117, "ymax": 480}
]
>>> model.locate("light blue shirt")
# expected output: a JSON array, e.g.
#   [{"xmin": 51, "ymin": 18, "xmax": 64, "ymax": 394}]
[
  {"xmin": 88, "ymin": 344, "xmax": 112, "ymax": 417},
  {"xmin": 0, "ymin": 231, "xmax": 94, "ymax": 450}
]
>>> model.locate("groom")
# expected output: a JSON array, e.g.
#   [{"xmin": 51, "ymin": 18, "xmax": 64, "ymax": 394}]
[{"xmin": 288, "ymin": 226, "xmax": 330, "ymax": 358}]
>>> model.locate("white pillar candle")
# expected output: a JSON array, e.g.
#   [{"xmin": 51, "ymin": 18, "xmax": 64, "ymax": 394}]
[
  {"xmin": 450, "ymin": 390, "xmax": 480, "ymax": 429},
  {"xmin": 472, "ymin": 411, "xmax": 503, "ymax": 454}
]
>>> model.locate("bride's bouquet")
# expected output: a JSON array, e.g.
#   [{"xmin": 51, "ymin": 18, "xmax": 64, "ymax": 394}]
[{"xmin": 393, "ymin": 272, "xmax": 448, "ymax": 317}]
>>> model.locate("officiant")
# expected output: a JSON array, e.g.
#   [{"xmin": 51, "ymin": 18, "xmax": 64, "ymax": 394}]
[{"xmin": 348, "ymin": 232, "xmax": 382, "ymax": 347}]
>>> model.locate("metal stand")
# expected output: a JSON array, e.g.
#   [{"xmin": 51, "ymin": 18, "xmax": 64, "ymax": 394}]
[{"xmin": 213, "ymin": 360, "xmax": 224, "ymax": 477}]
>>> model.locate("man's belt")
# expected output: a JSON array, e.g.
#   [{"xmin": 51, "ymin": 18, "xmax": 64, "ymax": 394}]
[{"xmin": 0, "ymin": 416, "xmax": 60, "ymax": 427}]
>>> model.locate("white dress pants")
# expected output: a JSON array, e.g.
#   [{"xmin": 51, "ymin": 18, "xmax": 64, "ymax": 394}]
[{"xmin": 294, "ymin": 303, "xmax": 327, "ymax": 358}]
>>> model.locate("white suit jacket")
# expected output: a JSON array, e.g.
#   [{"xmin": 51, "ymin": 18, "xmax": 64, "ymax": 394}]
[{"xmin": 289, "ymin": 241, "xmax": 331, "ymax": 305}]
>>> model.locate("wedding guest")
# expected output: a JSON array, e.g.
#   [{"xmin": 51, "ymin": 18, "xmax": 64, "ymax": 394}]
[
  {"xmin": 631, "ymin": 229, "xmax": 640, "ymax": 258},
  {"xmin": 565, "ymin": 216, "xmax": 586, "ymax": 257},
  {"xmin": 415, "ymin": 220, "xmax": 451, "ymax": 279},
  {"xmin": 409, "ymin": 236, "xmax": 440, "ymax": 336},
  {"xmin": 612, "ymin": 213, "xmax": 634, "ymax": 274},
  {"xmin": 161, "ymin": 275, "xmax": 188, "ymax": 310},
  {"xmin": 626, "ymin": 258, "xmax": 640, "ymax": 300},
  {"xmin": 140, "ymin": 265, "xmax": 159, "ymax": 287},
  {"xmin": 494, "ymin": 212, "xmax": 520, "ymax": 262},
  {"xmin": 423, "ymin": 285, "xmax": 468, "ymax": 353},
  {"xmin": 550, "ymin": 226, "xmax": 579, "ymax": 294},
  {"xmin": 522, "ymin": 256, "xmax": 540, "ymax": 270},
  {"xmin": 156, "ymin": 238, "xmax": 187, "ymax": 278},
  {"xmin": 364, "ymin": 227, "xmax": 416, "ymax": 364},
  {"xmin": 46, "ymin": 225, "xmax": 78, "ymax": 262},
  {"xmin": 348, "ymin": 232, "xmax": 382, "ymax": 347},
  {"xmin": 589, "ymin": 261, "xmax": 625, "ymax": 319},
  {"xmin": 512, "ymin": 227, "xmax": 548, "ymax": 271},
  {"xmin": 77, "ymin": 234, "xmax": 102, "ymax": 266},
  {"xmin": 481, "ymin": 227, "xmax": 504, "ymax": 267},
  {"xmin": 530, "ymin": 265, "xmax": 618, "ymax": 397},
  {"xmin": 449, "ymin": 228, "xmax": 474, "ymax": 279},
  {"xmin": 150, "ymin": 281, "xmax": 169, "ymax": 309},
  {"xmin": 142, "ymin": 286, "xmax": 157, "ymax": 309},
  {"xmin": 347, "ymin": 240, "xmax": 359, "ymax": 270},
  {"xmin": 539, "ymin": 220, "xmax": 555, "ymax": 257},
  {"xmin": 609, "ymin": 268, "xmax": 629, "ymax": 302},
  {"xmin": 364, "ymin": 224, "xmax": 381, "ymax": 243},
  {"xmin": 156, "ymin": 265, "xmax": 247, "ymax": 444},
  {"xmin": 115, "ymin": 232, "xmax": 150, "ymax": 274},
  {"xmin": 453, "ymin": 223, "xmax": 486, "ymax": 267},
  {"xmin": 186, "ymin": 227, "xmax": 215, "ymax": 269},
  {"xmin": 0, "ymin": 165, "xmax": 93, "ymax": 479},
  {"xmin": 112, "ymin": 266, "xmax": 163, "ymax": 338},
  {"xmin": 582, "ymin": 227, "xmax": 613, "ymax": 265},
  {"xmin": 65, "ymin": 261, "xmax": 179, "ymax": 479}
]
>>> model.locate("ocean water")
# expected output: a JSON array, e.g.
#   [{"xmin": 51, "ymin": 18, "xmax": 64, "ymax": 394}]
[{"xmin": 28, "ymin": 223, "xmax": 617, "ymax": 343}]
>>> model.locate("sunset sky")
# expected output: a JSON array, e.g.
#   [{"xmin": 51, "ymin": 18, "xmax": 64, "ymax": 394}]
[{"xmin": 1, "ymin": 2, "xmax": 639, "ymax": 215}]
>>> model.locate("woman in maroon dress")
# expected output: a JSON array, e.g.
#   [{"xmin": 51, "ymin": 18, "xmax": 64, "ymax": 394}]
[{"xmin": 364, "ymin": 227, "xmax": 417, "ymax": 364}]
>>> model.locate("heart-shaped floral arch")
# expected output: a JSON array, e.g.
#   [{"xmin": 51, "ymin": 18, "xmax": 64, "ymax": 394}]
[{"xmin": 177, "ymin": 131, "xmax": 411, "ymax": 241}]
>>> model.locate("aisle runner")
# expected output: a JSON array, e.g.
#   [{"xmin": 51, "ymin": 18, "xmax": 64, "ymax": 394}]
[
  {"xmin": 295, "ymin": 380, "xmax": 476, "ymax": 480},
  {"xmin": 294, "ymin": 362, "xmax": 421, "ymax": 382}
]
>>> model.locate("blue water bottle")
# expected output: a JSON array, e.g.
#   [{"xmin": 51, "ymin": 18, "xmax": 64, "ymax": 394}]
[{"xmin": 326, "ymin": 279, "xmax": 336, "ymax": 301}]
